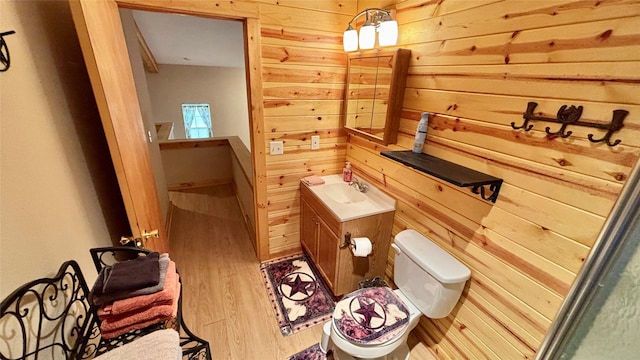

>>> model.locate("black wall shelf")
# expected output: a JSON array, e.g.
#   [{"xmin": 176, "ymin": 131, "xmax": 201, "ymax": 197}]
[{"xmin": 380, "ymin": 150, "xmax": 503, "ymax": 203}]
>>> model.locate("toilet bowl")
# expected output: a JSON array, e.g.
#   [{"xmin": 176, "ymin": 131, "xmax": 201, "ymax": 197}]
[{"xmin": 321, "ymin": 229, "xmax": 471, "ymax": 359}]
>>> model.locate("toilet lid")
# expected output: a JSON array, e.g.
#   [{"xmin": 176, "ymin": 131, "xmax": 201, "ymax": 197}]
[{"xmin": 332, "ymin": 287, "xmax": 410, "ymax": 345}]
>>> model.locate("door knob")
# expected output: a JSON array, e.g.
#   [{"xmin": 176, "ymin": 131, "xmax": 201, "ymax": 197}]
[
  {"xmin": 120, "ymin": 235, "xmax": 143, "ymax": 248},
  {"xmin": 142, "ymin": 229, "xmax": 159, "ymax": 239}
]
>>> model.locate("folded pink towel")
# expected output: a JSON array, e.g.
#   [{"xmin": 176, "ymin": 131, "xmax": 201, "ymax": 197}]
[
  {"xmin": 99, "ymin": 278, "xmax": 180, "ymax": 338},
  {"xmin": 100, "ymin": 272, "xmax": 180, "ymax": 339},
  {"xmin": 100, "ymin": 313, "xmax": 174, "ymax": 339},
  {"xmin": 99, "ymin": 261, "xmax": 178, "ymax": 316},
  {"xmin": 302, "ymin": 175, "xmax": 325, "ymax": 186}
]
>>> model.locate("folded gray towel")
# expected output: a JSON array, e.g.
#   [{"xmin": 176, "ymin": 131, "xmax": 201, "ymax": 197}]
[
  {"xmin": 102, "ymin": 252, "xmax": 160, "ymax": 293},
  {"xmin": 90, "ymin": 254, "xmax": 170, "ymax": 306}
]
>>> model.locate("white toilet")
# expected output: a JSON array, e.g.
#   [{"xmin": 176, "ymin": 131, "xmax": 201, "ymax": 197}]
[{"xmin": 320, "ymin": 229, "xmax": 471, "ymax": 360}]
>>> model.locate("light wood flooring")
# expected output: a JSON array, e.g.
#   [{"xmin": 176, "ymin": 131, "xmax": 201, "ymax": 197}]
[{"xmin": 168, "ymin": 185, "xmax": 435, "ymax": 359}]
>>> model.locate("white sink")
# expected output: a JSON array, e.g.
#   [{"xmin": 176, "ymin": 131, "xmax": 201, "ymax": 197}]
[
  {"xmin": 302, "ymin": 174, "xmax": 396, "ymax": 221},
  {"xmin": 323, "ymin": 183, "xmax": 367, "ymax": 204}
]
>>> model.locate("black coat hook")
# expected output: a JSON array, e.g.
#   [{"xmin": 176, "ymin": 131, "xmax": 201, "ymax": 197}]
[
  {"xmin": 545, "ymin": 105, "xmax": 583, "ymax": 138},
  {"xmin": 1, "ymin": 30, "xmax": 16, "ymax": 72},
  {"xmin": 587, "ymin": 109, "xmax": 628, "ymax": 147},
  {"xmin": 513, "ymin": 101, "xmax": 628, "ymax": 147}
]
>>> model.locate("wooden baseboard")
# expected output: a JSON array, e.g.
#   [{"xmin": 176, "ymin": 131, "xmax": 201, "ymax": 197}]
[
  {"xmin": 266, "ymin": 247, "xmax": 304, "ymax": 262},
  {"xmin": 167, "ymin": 178, "xmax": 232, "ymax": 191}
]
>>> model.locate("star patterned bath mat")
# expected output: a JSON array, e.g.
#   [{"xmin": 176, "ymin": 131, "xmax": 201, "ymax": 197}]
[
  {"xmin": 287, "ymin": 343, "xmax": 333, "ymax": 360},
  {"xmin": 260, "ymin": 254, "xmax": 335, "ymax": 336}
]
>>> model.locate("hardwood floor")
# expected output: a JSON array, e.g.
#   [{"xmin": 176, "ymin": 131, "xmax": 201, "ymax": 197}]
[{"xmin": 168, "ymin": 185, "xmax": 435, "ymax": 359}]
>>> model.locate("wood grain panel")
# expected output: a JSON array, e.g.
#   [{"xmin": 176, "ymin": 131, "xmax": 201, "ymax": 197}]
[
  {"xmin": 228, "ymin": 136, "xmax": 252, "ymax": 186},
  {"xmin": 350, "ymin": 147, "xmax": 574, "ymax": 300},
  {"xmin": 258, "ymin": 3, "xmax": 352, "ymax": 30},
  {"xmin": 261, "ymin": 26, "xmax": 343, "ymax": 50},
  {"xmin": 401, "ymin": 91, "xmax": 640, "ymax": 144},
  {"xmin": 401, "ymin": 95, "xmax": 639, "ymax": 184},
  {"xmin": 264, "ymin": 115, "xmax": 342, "ymax": 133},
  {"xmin": 342, "ymin": 1, "xmax": 639, "ymax": 358},
  {"xmin": 159, "ymin": 138, "xmax": 228, "ymax": 150},
  {"xmin": 397, "ymin": 0, "xmax": 640, "ymax": 42},
  {"xmin": 261, "ymin": 45, "xmax": 347, "ymax": 66},
  {"xmin": 254, "ymin": 2, "xmax": 349, "ymax": 260},
  {"xmin": 406, "ymin": 62, "xmax": 640, "ymax": 105},
  {"xmin": 396, "ymin": 0, "xmax": 503, "ymax": 20},
  {"xmin": 262, "ymin": 64, "xmax": 347, "ymax": 84},
  {"xmin": 267, "ymin": 196, "xmax": 300, "ymax": 213},
  {"xmin": 263, "ymin": 99, "xmax": 343, "ymax": 116},
  {"xmin": 232, "ymin": 0, "xmax": 640, "ymax": 357},
  {"xmin": 391, "ymin": 128, "xmax": 621, "ymax": 217},
  {"xmin": 263, "ymin": 83, "xmax": 345, "ymax": 100},
  {"xmin": 253, "ymin": 0, "xmax": 356, "ymax": 15},
  {"xmin": 266, "ymin": 155, "xmax": 344, "ymax": 175},
  {"xmin": 402, "ymin": 17, "xmax": 640, "ymax": 65},
  {"xmin": 267, "ymin": 128, "xmax": 344, "ymax": 140}
]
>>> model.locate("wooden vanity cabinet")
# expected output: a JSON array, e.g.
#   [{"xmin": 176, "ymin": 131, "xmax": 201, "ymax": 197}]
[{"xmin": 300, "ymin": 183, "xmax": 395, "ymax": 296}]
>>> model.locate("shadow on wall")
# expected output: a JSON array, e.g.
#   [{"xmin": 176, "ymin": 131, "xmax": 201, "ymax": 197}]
[{"xmin": 16, "ymin": 0, "xmax": 130, "ymax": 243}]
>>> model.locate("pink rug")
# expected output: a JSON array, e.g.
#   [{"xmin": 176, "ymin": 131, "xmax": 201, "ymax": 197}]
[
  {"xmin": 260, "ymin": 254, "xmax": 335, "ymax": 336},
  {"xmin": 287, "ymin": 343, "xmax": 333, "ymax": 360}
]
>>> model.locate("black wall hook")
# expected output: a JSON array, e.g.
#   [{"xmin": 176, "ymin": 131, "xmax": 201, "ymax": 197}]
[
  {"xmin": 512, "ymin": 102, "xmax": 628, "ymax": 147},
  {"xmin": 1, "ymin": 30, "xmax": 16, "ymax": 72},
  {"xmin": 544, "ymin": 105, "xmax": 583, "ymax": 138}
]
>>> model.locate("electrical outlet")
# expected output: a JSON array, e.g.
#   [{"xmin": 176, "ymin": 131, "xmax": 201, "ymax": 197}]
[
  {"xmin": 311, "ymin": 135, "xmax": 320, "ymax": 150},
  {"xmin": 270, "ymin": 140, "xmax": 284, "ymax": 155}
]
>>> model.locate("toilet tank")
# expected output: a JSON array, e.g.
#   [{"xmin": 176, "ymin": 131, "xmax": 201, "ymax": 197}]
[{"xmin": 393, "ymin": 229, "xmax": 471, "ymax": 319}]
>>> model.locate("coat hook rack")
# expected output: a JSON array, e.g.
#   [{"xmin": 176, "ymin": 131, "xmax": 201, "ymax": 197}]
[
  {"xmin": 1, "ymin": 30, "xmax": 16, "ymax": 72},
  {"xmin": 512, "ymin": 101, "xmax": 628, "ymax": 147}
]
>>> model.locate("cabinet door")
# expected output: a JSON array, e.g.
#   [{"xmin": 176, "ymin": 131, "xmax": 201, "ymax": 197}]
[
  {"xmin": 300, "ymin": 199, "xmax": 318, "ymax": 260},
  {"xmin": 317, "ymin": 218, "xmax": 339, "ymax": 291}
]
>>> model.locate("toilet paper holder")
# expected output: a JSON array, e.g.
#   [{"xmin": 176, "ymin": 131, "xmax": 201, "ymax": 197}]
[{"xmin": 340, "ymin": 232, "xmax": 354, "ymax": 250}]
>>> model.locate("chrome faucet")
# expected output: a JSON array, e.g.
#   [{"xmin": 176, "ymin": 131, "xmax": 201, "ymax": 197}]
[{"xmin": 350, "ymin": 176, "xmax": 369, "ymax": 193}]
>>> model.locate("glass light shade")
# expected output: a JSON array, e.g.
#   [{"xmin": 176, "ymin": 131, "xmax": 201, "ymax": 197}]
[
  {"xmin": 378, "ymin": 20, "xmax": 398, "ymax": 47},
  {"xmin": 359, "ymin": 24, "xmax": 376, "ymax": 50},
  {"xmin": 343, "ymin": 29, "xmax": 359, "ymax": 52}
]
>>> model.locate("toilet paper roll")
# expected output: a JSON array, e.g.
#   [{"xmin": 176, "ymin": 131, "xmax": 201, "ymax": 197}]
[{"xmin": 352, "ymin": 237, "xmax": 372, "ymax": 257}]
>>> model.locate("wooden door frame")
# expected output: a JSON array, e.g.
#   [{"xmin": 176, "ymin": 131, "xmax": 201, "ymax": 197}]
[{"xmin": 69, "ymin": 0, "xmax": 269, "ymax": 260}]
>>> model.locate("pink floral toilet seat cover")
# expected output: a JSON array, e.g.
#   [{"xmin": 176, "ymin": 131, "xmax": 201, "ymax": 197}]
[{"xmin": 333, "ymin": 287, "xmax": 410, "ymax": 345}]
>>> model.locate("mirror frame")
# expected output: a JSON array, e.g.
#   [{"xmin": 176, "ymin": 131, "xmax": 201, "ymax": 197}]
[{"xmin": 343, "ymin": 48, "xmax": 410, "ymax": 145}]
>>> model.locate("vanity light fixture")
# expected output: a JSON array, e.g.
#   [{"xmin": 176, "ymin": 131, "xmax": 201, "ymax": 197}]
[{"xmin": 343, "ymin": 8, "xmax": 397, "ymax": 52}]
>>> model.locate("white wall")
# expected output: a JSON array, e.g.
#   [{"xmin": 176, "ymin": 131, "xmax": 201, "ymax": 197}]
[
  {"xmin": 145, "ymin": 64, "xmax": 251, "ymax": 151},
  {"xmin": 1, "ymin": 1, "xmax": 123, "ymax": 297}
]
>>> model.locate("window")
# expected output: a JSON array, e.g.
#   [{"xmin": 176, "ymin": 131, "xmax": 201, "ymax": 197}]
[{"xmin": 182, "ymin": 104, "xmax": 213, "ymax": 139}]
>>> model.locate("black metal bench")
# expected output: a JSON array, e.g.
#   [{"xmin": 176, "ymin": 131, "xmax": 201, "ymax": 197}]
[{"xmin": 0, "ymin": 247, "xmax": 211, "ymax": 359}]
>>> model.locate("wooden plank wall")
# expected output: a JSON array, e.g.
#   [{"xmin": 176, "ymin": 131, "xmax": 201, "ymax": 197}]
[
  {"xmin": 343, "ymin": 0, "xmax": 640, "ymax": 358},
  {"xmin": 256, "ymin": 1, "xmax": 353, "ymax": 255}
]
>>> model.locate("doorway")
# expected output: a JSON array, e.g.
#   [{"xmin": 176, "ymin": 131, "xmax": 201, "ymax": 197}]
[
  {"xmin": 70, "ymin": 0, "xmax": 268, "ymax": 260},
  {"xmin": 119, "ymin": 9, "xmax": 256, "ymax": 248}
]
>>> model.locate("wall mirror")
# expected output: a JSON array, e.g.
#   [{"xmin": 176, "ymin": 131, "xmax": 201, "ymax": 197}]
[{"xmin": 343, "ymin": 49, "xmax": 410, "ymax": 145}]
